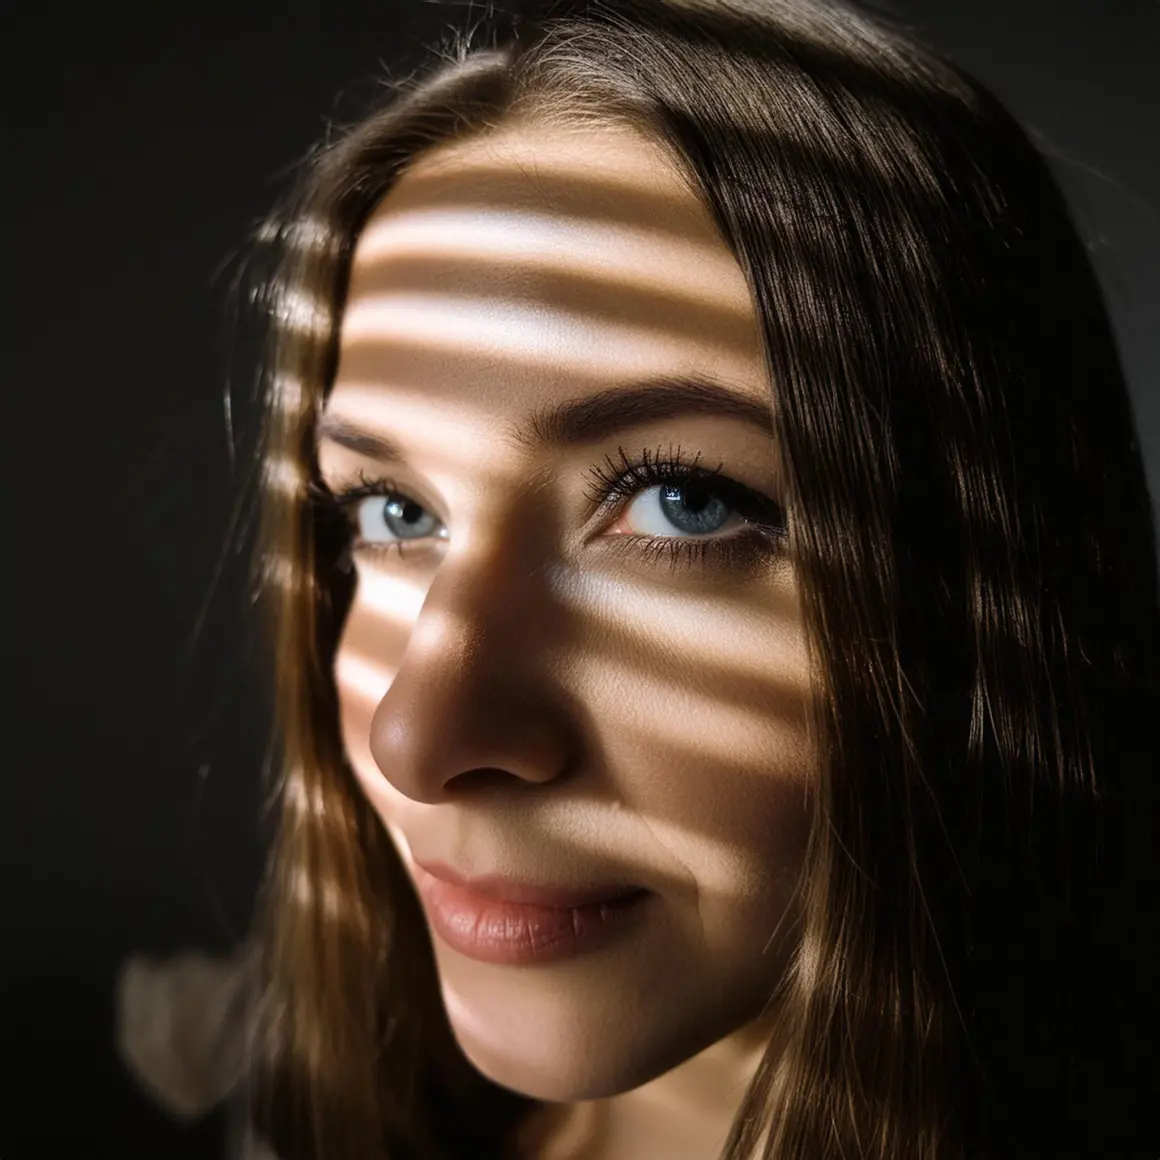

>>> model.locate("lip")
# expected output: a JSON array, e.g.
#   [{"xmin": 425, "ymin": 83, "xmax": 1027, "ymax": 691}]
[
  {"xmin": 413, "ymin": 858, "xmax": 644, "ymax": 907},
  {"xmin": 411, "ymin": 859, "xmax": 653, "ymax": 966}
]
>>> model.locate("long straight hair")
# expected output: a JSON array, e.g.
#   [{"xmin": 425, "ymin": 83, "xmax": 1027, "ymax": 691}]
[{"xmin": 246, "ymin": 1, "xmax": 1160, "ymax": 1157}]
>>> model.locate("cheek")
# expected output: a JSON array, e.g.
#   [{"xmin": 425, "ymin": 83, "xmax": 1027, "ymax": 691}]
[{"xmin": 575, "ymin": 648, "xmax": 815, "ymax": 955}]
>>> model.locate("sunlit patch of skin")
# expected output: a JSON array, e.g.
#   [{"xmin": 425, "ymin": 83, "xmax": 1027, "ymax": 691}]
[
  {"xmin": 352, "ymin": 566, "xmax": 430, "ymax": 624},
  {"xmin": 320, "ymin": 115, "xmax": 815, "ymax": 1157},
  {"xmin": 339, "ymin": 295, "xmax": 760, "ymax": 392},
  {"xmin": 334, "ymin": 650, "xmax": 393, "ymax": 709},
  {"xmin": 549, "ymin": 565, "xmax": 802, "ymax": 677}
]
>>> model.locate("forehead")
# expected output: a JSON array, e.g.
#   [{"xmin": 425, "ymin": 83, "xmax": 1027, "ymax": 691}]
[{"xmin": 326, "ymin": 116, "xmax": 768, "ymax": 456}]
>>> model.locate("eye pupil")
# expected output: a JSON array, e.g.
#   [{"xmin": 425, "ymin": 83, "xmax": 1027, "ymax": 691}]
[{"xmin": 387, "ymin": 498, "xmax": 423, "ymax": 523}]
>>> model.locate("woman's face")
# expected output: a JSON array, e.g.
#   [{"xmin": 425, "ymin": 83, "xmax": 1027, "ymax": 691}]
[{"xmin": 319, "ymin": 115, "xmax": 816, "ymax": 1102}]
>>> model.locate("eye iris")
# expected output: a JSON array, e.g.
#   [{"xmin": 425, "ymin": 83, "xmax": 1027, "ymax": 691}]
[
  {"xmin": 659, "ymin": 483, "xmax": 729, "ymax": 535},
  {"xmin": 384, "ymin": 497, "xmax": 436, "ymax": 539}
]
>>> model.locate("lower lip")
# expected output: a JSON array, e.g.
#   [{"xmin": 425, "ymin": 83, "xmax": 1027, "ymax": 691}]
[{"xmin": 413, "ymin": 868, "xmax": 653, "ymax": 966}]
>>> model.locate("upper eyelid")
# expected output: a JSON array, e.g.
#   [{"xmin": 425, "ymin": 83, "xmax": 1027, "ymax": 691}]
[
  {"xmin": 315, "ymin": 470, "xmax": 403, "ymax": 500},
  {"xmin": 318, "ymin": 463, "xmax": 748, "ymax": 509},
  {"xmin": 314, "ymin": 466, "xmax": 428, "ymax": 511}
]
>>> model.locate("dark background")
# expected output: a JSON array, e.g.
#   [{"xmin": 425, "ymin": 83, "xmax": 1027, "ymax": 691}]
[{"xmin": 6, "ymin": 1, "xmax": 1158, "ymax": 1156}]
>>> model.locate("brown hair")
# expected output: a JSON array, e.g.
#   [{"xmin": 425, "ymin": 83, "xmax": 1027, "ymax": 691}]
[{"xmin": 244, "ymin": 1, "xmax": 1160, "ymax": 1157}]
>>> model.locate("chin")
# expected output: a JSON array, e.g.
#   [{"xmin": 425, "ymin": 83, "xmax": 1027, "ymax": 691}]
[
  {"xmin": 454, "ymin": 1031, "xmax": 668, "ymax": 1103},
  {"xmin": 436, "ymin": 966, "xmax": 743, "ymax": 1103}
]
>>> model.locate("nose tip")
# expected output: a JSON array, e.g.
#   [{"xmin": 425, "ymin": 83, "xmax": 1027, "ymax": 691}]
[{"xmin": 368, "ymin": 675, "xmax": 573, "ymax": 803}]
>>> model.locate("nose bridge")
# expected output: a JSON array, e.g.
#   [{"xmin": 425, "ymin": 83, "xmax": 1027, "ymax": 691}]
[
  {"xmin": 421, "ymin": 468, "xmax": 559, "ymax": 647},
  {"xmin": 413, "ymin": 539, "xmax": 529, "ymax": 668}
]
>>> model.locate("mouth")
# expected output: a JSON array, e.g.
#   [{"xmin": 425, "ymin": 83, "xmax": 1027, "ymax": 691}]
[{"xmin": 411, "ymin": 859, "xmax": 653, "ymax": 966}]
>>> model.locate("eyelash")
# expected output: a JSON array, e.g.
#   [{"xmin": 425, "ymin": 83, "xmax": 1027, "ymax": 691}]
[{"xmin": 311, "ymin": 443, "xmax": 788, "ymax": 575}]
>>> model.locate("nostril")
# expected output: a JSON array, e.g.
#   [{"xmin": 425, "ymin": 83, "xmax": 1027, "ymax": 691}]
[{"xmin": 446, "ymin": 767, "xmax": 528, "ymax": 795}]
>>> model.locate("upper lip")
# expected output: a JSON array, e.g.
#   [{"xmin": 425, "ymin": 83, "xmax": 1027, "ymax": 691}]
[{"xmin": 412, "ymin": 857, "xmax": 646, "ymax": 908}]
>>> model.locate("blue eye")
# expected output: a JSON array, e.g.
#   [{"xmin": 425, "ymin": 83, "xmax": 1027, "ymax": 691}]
[
  {"xmin": 582, "ymin": 445, "xmax": 787, "ymax": 573},
  {"xmin": 350, "ymin": 491, "xmax": 440, "ymax": 540},
  {"xmin": 355, "ymin": 494, "xmax": 443, "ymax": 543},
  {"xmin": 623, "ymin": 482, "xmax": 736, "ymax": 538}
]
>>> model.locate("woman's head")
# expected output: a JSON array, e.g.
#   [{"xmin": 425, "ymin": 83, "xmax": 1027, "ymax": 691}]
[
  {"xmin": 324, "ymin": 112, "xmax": 815, "ymax": 1105},
  {"xmin": 249, "ymin": 1, "xmax": 1160, "ymax": 1157}
]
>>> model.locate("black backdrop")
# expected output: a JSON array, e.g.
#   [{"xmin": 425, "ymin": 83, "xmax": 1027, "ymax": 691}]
[{"xmin": 6, "ymin": 1, "xmax": 1158, "ymax": 1156}]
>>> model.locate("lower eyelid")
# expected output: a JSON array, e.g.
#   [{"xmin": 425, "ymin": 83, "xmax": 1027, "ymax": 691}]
[{"xmin": 598, "ymin": 525, "xmax": 785, "ymax": 571}]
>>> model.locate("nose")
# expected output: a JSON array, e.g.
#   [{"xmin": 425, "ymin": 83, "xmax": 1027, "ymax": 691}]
[{"xmin": 366, "ymin": 535, "xmax": 576, "ymax": 804}]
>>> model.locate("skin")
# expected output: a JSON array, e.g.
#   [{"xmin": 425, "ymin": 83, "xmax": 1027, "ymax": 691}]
[{"xmin": 318, "ymin": 114, "xmax": 816, "ymax": 1159}]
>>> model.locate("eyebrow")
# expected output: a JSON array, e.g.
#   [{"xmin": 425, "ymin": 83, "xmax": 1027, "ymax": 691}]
[{"xmin": 316, "ymin": 374, "xmax": 774, "ymax": 463}]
